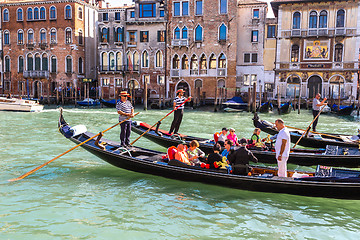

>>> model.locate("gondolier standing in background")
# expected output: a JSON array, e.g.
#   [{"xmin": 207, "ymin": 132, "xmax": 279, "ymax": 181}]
[
  {"xmin": 274, "ymin": 119, "xmax": 290, "ymax": 177},
  {"xmin": 312, "ymin": 93, "xmax": 327, "ymax": 132},
  {"xmin": 116, "ymin": 91, "xmax": 134, "ymax": 147},
  {"xmin": 169, "ymin": 89, "xmax": 190, "ymax": 135}
]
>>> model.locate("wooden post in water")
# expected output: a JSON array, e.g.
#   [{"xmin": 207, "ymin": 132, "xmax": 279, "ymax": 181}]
[
  {"xmin": 259, "ymin": 85, "xmax": 262, "ymax": 111},
  {"xmin": 338, "ymin": 82, "xmax": 341, "ymax": 111},
  {"xmin": 158, "ymin": 86, "xmax": 162, "ymax": 109},
  {"xmin": 294, "ymin": 86, "xmax": 297, "ymax": 111},
  {"xmin": 357, "ymin": 85, "xmax": 360, "ymax": 116},
  {"xmin": 61, "ymin": 84, "xmax": 64, "ymax": 106},
  {"xmin": 144, "ymin": 81, "xmax": 147, "ymax": 110},
  {"xmin": 56, "ymin": 82, "xmax": 59, "ymax": 105},
  {"xmin": 277, "ymin": 85, "xmax": 280, "ymax": 114},
  {"xmin": 298, "ymin": 85, "xmax": 301, "ymax": 114},
  {"xmin": 252, "ymin": 82, "xmax": 256, "ymax": 113},
  {"xmin": 214, "ymin": 86, "xmax": 218, "ymax": 112},
  {"xmin": 247, "ymin": 87, "xmax": 251, "ymax": 112},
  {"xmin": 47, "ymin": 82, "xmax": 50, "ymax": 105}
]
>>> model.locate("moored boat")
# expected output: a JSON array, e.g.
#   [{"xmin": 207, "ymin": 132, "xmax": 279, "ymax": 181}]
[
  {"xmin": 278, "ymin": 102, "xmax": 292, "ymax": 114},
  {"xmin": 253, "ymin": 113, "xmax": 359, "ymax": 148},
  {"xmin": 0, "ymin": 97, "xmax": 44, "ymax": 112},
  {"xmin": 330, "ymin": 103, "xmax": 354, "ymax": 116},
  {"xmin": 131, "ymin": 121, "xmax": 360, "ymax": 168},
  {"xmin": 258, "ymin": 101, "xmax": 273, "ymax": 113},
  {"xmin": 100, "ymin": 99, "xmax": 119, "ymax": 108},
  {"xmin": 58, "ymin": 111, "xmax": 360, "ymax": 199},
  {"xmin": 77, "ymin": 98, "xmax": 100, "ymax": 106},
  {"xmin": 222, "ymin": 96, "xmax": 247, "ymax": 110}
]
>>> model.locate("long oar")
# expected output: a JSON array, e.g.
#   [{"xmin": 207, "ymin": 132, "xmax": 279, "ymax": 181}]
[
  {"xmin": 9, "ymin": 112, "xmax": 140, "ymax": 182},
  {"xmin": 292, "ymin": 107, "xmax": 324, "ymax": 148},
  {"xmin": 131, "ymin": 97, "xmax": 191, "ymax": 145}
]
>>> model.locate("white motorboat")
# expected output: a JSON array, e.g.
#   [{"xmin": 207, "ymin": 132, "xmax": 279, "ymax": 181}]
[{"xmin": 0, "ymin": 97, "xmax": 44, "ymax": 112}]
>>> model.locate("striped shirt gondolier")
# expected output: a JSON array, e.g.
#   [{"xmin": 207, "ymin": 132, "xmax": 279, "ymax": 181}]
[
  {"xmin": 174, "ymin": 96, "xmax": 186, "ymax": 109},
  {"xmin": 116, "ymin": 100, "xmax": 134, "ymax": 122}
]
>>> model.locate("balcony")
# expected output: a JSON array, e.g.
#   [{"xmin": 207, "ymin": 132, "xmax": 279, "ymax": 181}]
[
  {"xmin": 199, "ymin": 69, "xmax": 207, "ymax": 75},
  {"xmin": 23, "ymin": 70, "xmax": 49, "ymax": 79},
  {"xmin": 308, "ymin": 29, "xmax": 328, "ymax": 36},
  {"xmin": 308, "ymin": 29, "xmax": 318, "ymax": 36},
  {"xmin": 291, "ymin": 29, "xmax": 301, "ymax": 37},
  {"xmin": 335, "ymin": 28, "xmax": 345, "ymax": 36},
  {"xmin": 26, "ymin": 43, "xmax": 35, "ymax": 49},
  {"xmin": 124, "ymin": 65, "xmax": 140, "ymax": 72},
  {"xmin": 39, "ymin": 42, "xmax": 48, "ymax": 49},
  {"xmin": 171, "ymin": 69, "xmax": 180, "ymax": 77},
  {"xmin": 318, "ymin": 29, "xmax": 328, "ymax": 36},
  {"xmin": 50, "ymin": 40, "xmax": 57, "ymax": 45},
  {"xmin": 217, "ymin": 69, "xmax": 227, "ymax": 77},
  {"xmin": 99, "ymin": 65, "xmax": 124, "ymax": 73},
  {"xmin": 190, "ymin": 69, "xmax": 198, "ymax": 75},
  {"xmin": 171, "ymin": 39, "xmax": 189, "ymax": 47}
]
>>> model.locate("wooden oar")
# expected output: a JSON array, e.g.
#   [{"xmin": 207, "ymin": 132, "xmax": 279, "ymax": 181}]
[
  {"xmin": 9, "ymin": 112, "xmax": 140, "ymax": 182},
  {"xmin": 131, "ymin": 97, "xmax": 191, "ymax": 145},
  {"xmin": 292, "ymin": 108, "xmax": 324, "ymax": 148}
]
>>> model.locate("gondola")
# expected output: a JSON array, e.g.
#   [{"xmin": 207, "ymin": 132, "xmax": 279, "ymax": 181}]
[
  {"xmin": 278, "ymin": 102, "xmax": 292, "ymax": 114},
  {"xmin": 131, "ymin": 121, "xmax": 360, "ymax": 168},
  {"xmin": 258, "ymin": 101, "xmax": 273, "ymax": 113},
  {"xmin": 222, "ymin": 96, "xmax": 248, "ymax": 110},
  {"xmin": 331, "ymin": 103, "xmax": 354, "ymax": 116},
  {"xmin": 253, "ymin": 113, "xmax": 360, "ymax": 148},
  {"xmin": 77, "ymin": 98, "xmax": 100, "ymax": 106},
  {"xmin": 58, "ymin": 111, "xmax": 360, "ymax": 199},
  {"xmin": 100, "ymin": 99, "xmax": 119, "ymax": 108}
]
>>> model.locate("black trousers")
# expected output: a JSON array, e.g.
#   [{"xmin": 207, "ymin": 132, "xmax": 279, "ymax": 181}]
[
  {"xmin": 312, "ymin": 110, "xmax": 320, "ymax": 131},
  {"xmin": 120, "ymin": 121, "xmax": 131, "ymax": 145},
  {"xmin": 169, "ymin": 109, "xmax": 183, "ymax": 134}
]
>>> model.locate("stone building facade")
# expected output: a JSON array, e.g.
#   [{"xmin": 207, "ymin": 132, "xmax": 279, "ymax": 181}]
[
  {"xmin": 0, "ymin": 0, "xmax": 99, "ymax": 100},
  {"xmin": 167, "ymin": 0, "xmax": 238, "ymax": 101},
  {"xmin": 271, "ymin": 0, "xmax": 359, "ymax": 100}
]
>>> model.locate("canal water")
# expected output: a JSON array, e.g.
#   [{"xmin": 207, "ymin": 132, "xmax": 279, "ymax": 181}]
[{"xmin": 1, "ymin": 107, "xmax": 360, "ymax": 239}]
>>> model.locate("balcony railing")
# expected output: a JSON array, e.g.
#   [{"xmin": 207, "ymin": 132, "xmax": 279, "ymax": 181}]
[
  {"xmin": 291, "ymin": 29, "xmax": 301, "ymax": 37},
  {"xmin": 308, "ymin": 29, "xmax": 318, "ymax": 36},
  {"xmin": 171, "ymin": 69, "xmax": 180, "ymax": 77},
  {"xmin": 190, "ymin": 69, "xmax": 199, "ymax": 75},
  {"xmin": 318, "ymin": 29, "xmax": 328, "ymax": 36},
  {"xmin": 124, "ymin": 65, "xmax": 140, "ymax": 72},
  {"xmin": 217, "ymin": 69, "xmax": 226, "ymax": 76},
  {"xmin": 171, "ymin": 39, "xmax": 189, "ymax": 47},
  {"xmin": 39, "ymin": 42, "xmax": 48, "ymax": 49},
  {"xmin": 335, "ymin": 28, "xmax": 345, "ymax": 35},
  {"xmin": 199, "ymin": 69, "xmax": 207, "ymax": 75},
  {"xmin": 23, "ymin": 70, "xmax": 49, "ymax": 79},
  {"xmin": 100, "ymin": 65, "xmax": 125, "ymax": 72},
  {"xmin": 26, "ymin": 43, "xmax": 35, "ymax": 49}
]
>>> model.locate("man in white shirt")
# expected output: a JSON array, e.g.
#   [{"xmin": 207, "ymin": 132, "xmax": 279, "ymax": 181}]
[
  {"xmin": 274, "ymin": 119, "xmax": 291, "ymax": 177},
  {"xmin": 312, "ymin": 93, "xmax": 327, "ymax": 132}
]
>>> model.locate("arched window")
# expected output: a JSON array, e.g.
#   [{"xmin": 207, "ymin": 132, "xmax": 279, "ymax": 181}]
[
  {"xmin": 286, "ymin": 76, "xmax": 300, "ymax": 98},
  {"xmin": 200, "ymin": 54, "xmax": 207, "ymax": 71},
  {"xmin": 27, "ymin": 29, "xmax": 34, "ymax": 43},
  {"xmin": 18, "ymin": 56, "xmax": 24, "ymax": 72},
  {"xmin": 133, "ymin": 51, "xmax": 139, "ymax": 69},
  {"xmin": 291, "ymin": 45, "xmax": 299, "ymax": 62},
  {"xmin": 292, "ymin": 12, "xmax": 300, "ymax": 29},
  {"xmin": 65, "ymin": 28, "xmax": 72, "ymax": 43},
  {"xmin": 40, "ymin": 7, "xmax": 46, "ymax": 20},
  {"xmin": 182, "ymin": 26, "xmax": 188, "ymax": 39},
  {"xmin": 3, "ymin": 9, "xmax": 9, "ymax": 22},
  {"xmin": 174, "ymin": 27, "xmax": 180, "ymax": 39},
  {"xmin": 40, "ymin": 29, "xmax": 46, "ymax": 43},
  {"xmin": 18, "ymin": 30, "xmax": 24, "ymax": 45},
  {"xmin": 142, "ymin": 51, "xmax": 149, "ymax": 68},
  {"xmin": 109, "ymin": 52, "xmax": 115, "ymax": 71},
  {"xmin": 101, "ymin": 27, "xmax": 108, "ymax": 43},
  {"xmin": 309, "ymin": 11, "xmax": 317, "ymax": 29},
  {"xmin": 181, "ymin": 55, "xmax": 188, "ymax": 69},
  {"xmin": 78, "ymin": 57, "xmax": 83, "ymax": 73},
  {"xmin": 66, "ymin": 56, "xmax": 72, "ymax": 73},
  {"xmin": 190, "ymin": 55, "xmax": 198, "ymax": 70},
  {"xmin": 334, "ymin": 44, "xmax": 343, "ymax": 62},
  {"xmin": 4, "ymin": 30, "xmax": 10, "ymax": 45},
  {"xmin": 65, "ymin": 5, "xmax": 72, "ymax": 19},
  {"xmin": 27, "ymin": 54, "xmax": 34, "ymax": 71},
  {"xmin": 126, "ymin": 52, "xmax": 132, "ymax": 71},
  {"xmin": 51, "ymin": 56, "xmax": 57, "ymax": 73},
  {"xmin": 156, "ymin": 51, "xmax": 163, "ymax": 68},
  {"xmin": 34, "ymin": 7, "xmax": 39, "ymax": 20},
  {"xmin": 78, "ymin": 7, "xmax": 83, "ymax": 20},
  {"xmin": 50, "ymin": 6, "xmax": 56, "ymax": 19},
  {"xmin": 219, "ymin": 24, "xmax": 227, "ymax": 41},
  {"xmin": 4, "ymin": 56, "xmax": 10, "ymax": 72},
  {"xmin": 35, "ymin": 53, "xmax": 41, "ymax": 70},
  {"xmin": 330, "ymin": 76, "xmax": 345, "ymax": 99},
  {"xmin": 173, "ymin": 55, "xmax": 180, "ymax": 69},
  {"xmin": 336, "ymin": 9, "xmax": 345, "ymax": 28},
  {"xmin": 50, "ymin": 28, "xmax": 57, "ymax": 43},
  {"xmin": 78, "ymin": 29, "xmax": 83, "ymax": 45},
  {"xmin": 218, "ymin": 53, "xmax": 226, "ymax": 68},
  {"xmin": 27, "ymin": 8, "xmax": 33, "ymax": 20},
  {"xmin": 17, "ymin": 8, "xmax": 23, "ymax": 21},
  {"xmin": 42, "ymin": 53, "xmax": 48, "ymax": 71},
  {"xmin": 209, "ymin": 54, "xmax": 216, "ymax": 69},
  {"xmin": 195, "ymin": 25, "xmax": 203, "ymax": 41},
  {"xmin": 319, "ymin": 10, "xmax": 327, "ymax": 28},
  {"xmin": 116, "ymin": 52, "xmax": 122, "ymax": 71},
  {"xmin": 116, "ymin": 27, "xmax": 124, "ymax": 42},
  {"xmin": 102, "ymin": 52, "xmax": 108, "ymax": 71}
]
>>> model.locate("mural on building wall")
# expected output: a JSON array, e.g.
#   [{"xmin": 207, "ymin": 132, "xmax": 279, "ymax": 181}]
[{"xmin": 304, "ymin": 40, "xmax": 330, "ymax": 60}]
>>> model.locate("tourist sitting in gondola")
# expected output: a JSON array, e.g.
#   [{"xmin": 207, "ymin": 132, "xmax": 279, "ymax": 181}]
[
  {"xmin": 206, "ymin": 144, "xmax": 223, "ymax": 169},
  {"xmin": 217, "ymin": 127, "xmax": 228, "ymax": 146},
  {"xmin": 227, "ymin": 128, "xmax": 240, "ymax": 146},
  {"xmin": 248, "ymin": 128, "xmax": 266, "ymax": 148},
  {"xmin": 174, "ymin": 142, "xmax": 191, "ymax": 165},
  {"xmin": 187, "ymin": 140, "xmax": 205, "ymax": 166},
  {"xmin": 228, "ymin": 138, "xmax": 259, "ymax": 175},
  {"xmin": 221, "ymin": 139, "xmax": 234, "ymax": 161}
]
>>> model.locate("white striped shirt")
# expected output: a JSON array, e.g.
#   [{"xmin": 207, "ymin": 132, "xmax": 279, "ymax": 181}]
[
  {"xmin": 174, "ymin": 96, "xmax": 186, "ymax": 110},
  {"xmin": 116, "ymin": 100, "xmax": 133, "ymax": 122}
]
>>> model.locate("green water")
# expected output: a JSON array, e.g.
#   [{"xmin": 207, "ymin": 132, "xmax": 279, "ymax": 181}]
[{"xmin": 1, "ymin": 107, "xmax": 360, "ymax": 239}]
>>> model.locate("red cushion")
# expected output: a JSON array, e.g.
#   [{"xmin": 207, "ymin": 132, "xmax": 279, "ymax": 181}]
[
  {"xmin": 214, "ymin": 132, "xmax": 220, "ymax": 142},
  {"xmin": 167, "ymin": 146, "xmax": 178, "ymax": 160}
]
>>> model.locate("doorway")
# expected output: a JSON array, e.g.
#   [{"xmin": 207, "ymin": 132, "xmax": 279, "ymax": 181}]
[{"xmin": 307, "ymin": 75, "xmax": 322, "ymax": 98}]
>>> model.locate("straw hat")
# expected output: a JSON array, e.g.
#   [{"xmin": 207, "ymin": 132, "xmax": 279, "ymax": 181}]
[
  {"xmin": 119, "ymin": 91, "xmax": 131, "ymax": 97},
  {"xmin": 176, "ymin": 89, "xmax": 185, "ymax": 94}
]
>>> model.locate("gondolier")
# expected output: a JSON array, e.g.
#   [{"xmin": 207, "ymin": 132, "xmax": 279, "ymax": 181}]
[
  {"xmin": 116, "ymin": 91, "xmax": 134, "ymax": 147},
  {"xmin": 169, "ymin": 89, "xmax": 190, "ymax": 135},
  {"xmin": 274, "ymin": 119, "xmax": 291, "ymax": 177},
  {"xmin": 312, "ymin": 93, "xmax": 327, "ymax": 132}
]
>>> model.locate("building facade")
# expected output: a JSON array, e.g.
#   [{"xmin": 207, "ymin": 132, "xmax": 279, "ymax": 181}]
[
  {"xmin": 271, "ymin": 0, "xmax": 359, "ymax": 100},
  {"xmin": 0, "ymin": 0, "xmax": 99, "ymax": 101},
  {"xmin": 167, "ymin": 0, "xmax": 238, "ymax": 102}
]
